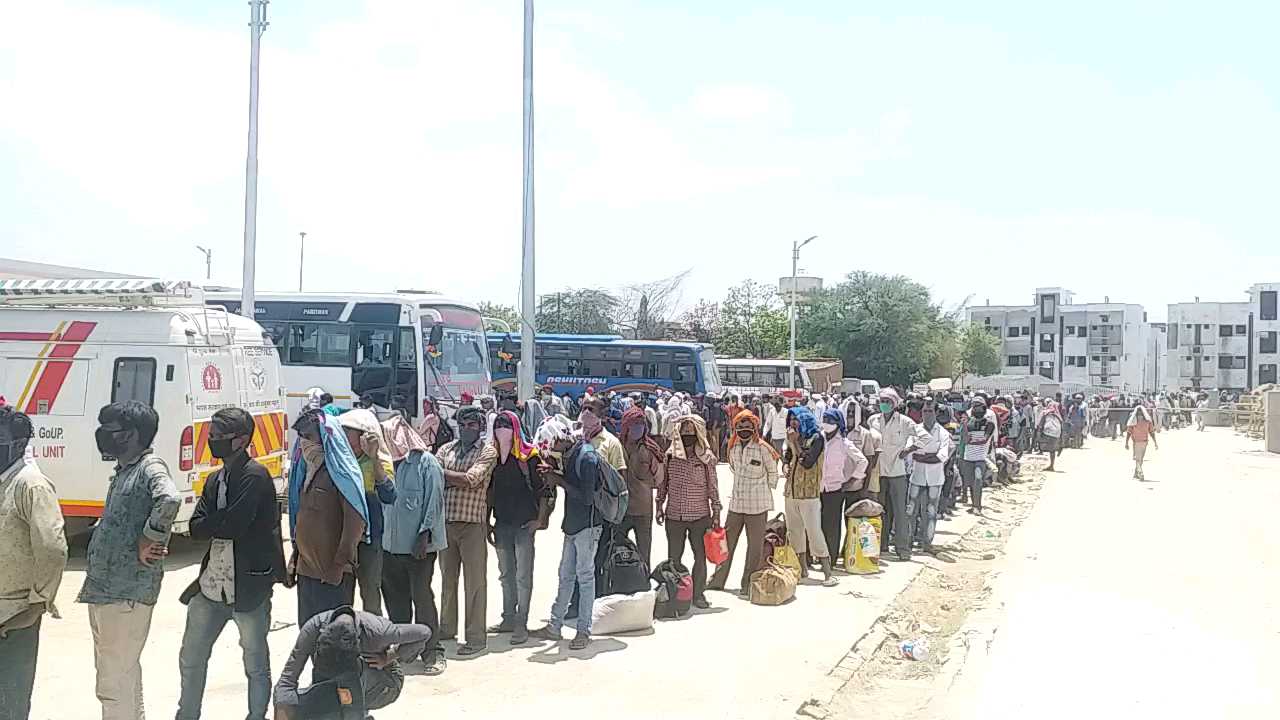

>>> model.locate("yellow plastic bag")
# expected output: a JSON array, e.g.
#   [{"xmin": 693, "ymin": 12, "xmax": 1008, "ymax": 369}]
[
  {"xmin": 844, "ymin": 516, "xmax": 882, "ymax": 574},
  {"xmin": 773, "ymin": 544, "xmax": 802, "ymax": 576}
]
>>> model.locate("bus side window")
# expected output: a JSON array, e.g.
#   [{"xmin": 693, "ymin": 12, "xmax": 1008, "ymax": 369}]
[
  {"xmin": 113, "ymin": 357, "xmax": 156, "ymax": 406},
  {"xmin": 674, "ymin": 363, "xmax": 695, "ymax": 391},
  {"xmin": 398, "ymin": 326, "xmax": 418, "ymax": 418}
]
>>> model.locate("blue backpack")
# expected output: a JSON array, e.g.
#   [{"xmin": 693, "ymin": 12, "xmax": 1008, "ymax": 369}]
[{"xmin": 574, "ymin": 441, "xmax": 629, "ymax": 525}]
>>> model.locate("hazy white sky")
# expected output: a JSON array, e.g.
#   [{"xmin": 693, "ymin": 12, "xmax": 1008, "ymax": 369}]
[{"xmin": 3, "ymin": 1, "xmax": 1277, "ymax": 321}]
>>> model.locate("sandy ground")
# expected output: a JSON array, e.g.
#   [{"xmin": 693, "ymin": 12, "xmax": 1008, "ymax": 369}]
[
  {"xmin": 934, "ymin": 427, "xmax": 1280, "ymax": 720},
  {"xmin": 28, "ymin": 461, "xmax": 984, "ymax": 720}
]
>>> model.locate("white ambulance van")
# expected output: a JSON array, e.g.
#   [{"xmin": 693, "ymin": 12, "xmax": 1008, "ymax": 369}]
[{"xmin": 0, "ymin": 279, "xmax": 288, "ymax": 536}]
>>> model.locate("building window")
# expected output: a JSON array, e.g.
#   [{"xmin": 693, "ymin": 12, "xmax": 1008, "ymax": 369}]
[
  {"xmin": 1065, "ymin": 356, "xmax": 1075, "ymax": 367},
  {"xmin": 1235, "ymin": 324, "xmax": 1247, "ymax": 334},
  {"xmin": 1021, "ymin": 326, "xmax": 1031, "ymax": 334},
  {"xmin": 1261, "ymin": 364, "xmax": 1278, "ymax": 384},
  {"xmin": 1007, "ymin": 355, "xmax": 1029, "ymax": 367},
  {"xmin": 1007, "ymin": 326, "xmax": 1020, "ymax": 337},
  {"xmin": 1202, "ymin": 324, "xmax": 1211, "ymax": 329},
  {"xmin": 1261, "ymin": 291, "xmax": 1277, "ymax": 321},
  {"xmin": 1040, "ymin": 334, "xmax": 1054, "ymax": 353},
  {"xmin": 1092, "ymin": 355, "xmax": 1101, "ymax": 362},
  {"xmin": 1219, "ymin": 355, "xmax": 1247, "ymax": 370},
  {"xmin": 1065, "ymin": 326, "xmax": 1075, "ymax": 336},
  {"xmin": 1040, "ymin": 295, "xmax": 1056, "ymax": 323},
  {"xmin": 1109, "ymin": 356, "xmax": 1117, "ymax": 362},
  {"xmin": 1261, "ymin": 332, "xmax": 1278, "ymax": 354},
  {"xmin": 1220, "ymin": 325, "xmax": 1234, "ymax": 337},
  {"xmin": 983, "ymin": 316, "xmax": 991, "ymax": 325},
  {"xmin": 1100, "ymin": 314, "xmax": 1109, "ymax": 323},
  {"xmin": 1185, "ymin": 324, "xmax": 1193, "ymax": 329},
  {"xmin": 1077, "ymin": 356, "xmax": 1087, "ymax": 365},
  {"xmin": 1078, "ymin": 326, "xmax": 1088, "ymax": 337}
]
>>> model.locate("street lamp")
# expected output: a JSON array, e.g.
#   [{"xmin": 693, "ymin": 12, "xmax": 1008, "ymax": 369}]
[
  {"xmin": 789, "ymin": 235, "xmax": 817, "ymax": 390},
  {"xmin": 297, "ymin": 231, "xmax": 306, "ymax": 291},
  {"xmin": 195, "ymin": 245, "xmax": 212, "ymax": 280}
]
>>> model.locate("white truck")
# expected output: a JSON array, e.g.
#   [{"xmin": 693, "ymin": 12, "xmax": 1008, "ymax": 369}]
[{"xmin": 0, "ymin": 279, "xmax": 287, "ymax": 535}]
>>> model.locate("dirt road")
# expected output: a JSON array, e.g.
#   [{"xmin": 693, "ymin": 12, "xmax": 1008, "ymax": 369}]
[{"xmin": 934, "ymin": 428, "xmax": 1280, "ymax": 719}]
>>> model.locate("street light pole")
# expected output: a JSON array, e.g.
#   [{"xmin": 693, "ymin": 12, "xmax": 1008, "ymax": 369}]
[
  {"xmin": 788, "ymin": 235, "xmax": 817, "ymax": 390},
  {"xmin": 240, "ymin": 0, "xmax": 268, "ymax": 320},
  {"xmin": 517, "ymin": 0, "xmax": 537, "ymax": 402},
  {"xmin": 195, "ymin": 246, "xmax": 212, "ymax": 280},
  {"xmin": 297, "ymin": 231, "xmax": 306, "ymax": 292}
]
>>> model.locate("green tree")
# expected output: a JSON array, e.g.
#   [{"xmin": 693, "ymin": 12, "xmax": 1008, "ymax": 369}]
[
  {"xmin": 955, "ymin": 321, "xmax": 1003, "ymax": 376},
  {"xmin": 536, "ymin": 289, "xmax": 619, "ymax": 334},
  {"xmin": 715, "ymin": 280, "xmax": 790, "ymax": 358},
  {"xmin": 477, "ymin": 302, "xmax": 521, "ymax": 333},
  {"xmin": 798, "ymin": 271, "xmax": 953, "ymax": 387},
  {"xmin": 677, "ymin": 300, "xmax": 721, "ymax": 344}
]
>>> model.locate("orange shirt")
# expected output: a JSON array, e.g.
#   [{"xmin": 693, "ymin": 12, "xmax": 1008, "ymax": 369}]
[{"xmin": 1129, "ymin": 419, "xmax": 1153, "ymax": 443}]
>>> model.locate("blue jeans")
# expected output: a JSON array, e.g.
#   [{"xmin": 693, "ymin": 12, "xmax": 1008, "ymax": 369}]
[
  {"xmin": 177, "ymin": 593, "xmax": 272, "ymax": 720},
  {"xmin": 494, "ymin": 522, "xmax": 536, "ymax": 628},
  {"xmin": 906, "ymin": 483, "xmax": 942, "ymax": 549},
  {"xmin": 550, "ymin": 526, "xmax": 602, "ymax": 636}
]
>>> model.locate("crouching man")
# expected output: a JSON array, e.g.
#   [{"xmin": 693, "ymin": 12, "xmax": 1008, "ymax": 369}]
[{"xmin": 272, "ymin": 606, "xmax": 430, "ymax": 719}]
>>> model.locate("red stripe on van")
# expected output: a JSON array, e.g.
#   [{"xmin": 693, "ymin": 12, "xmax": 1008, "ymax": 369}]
[{"xmin": 23, "ymin": 321, "xmax": 96, "ymax": 414}]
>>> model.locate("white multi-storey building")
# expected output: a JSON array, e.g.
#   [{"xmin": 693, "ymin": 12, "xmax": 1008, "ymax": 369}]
[
  {"xmin": 967, "ymin": 287, "xmax": 1152, "ymax": 392},
  {"xmin": 1165, "ymin": 283, "xmax": 1280, "ymax": 391}
]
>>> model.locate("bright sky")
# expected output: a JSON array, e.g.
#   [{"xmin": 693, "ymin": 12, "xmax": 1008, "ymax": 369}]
[{"xmin": 3, "ymin": 1, "xmax": 1277, "ymax": 321}]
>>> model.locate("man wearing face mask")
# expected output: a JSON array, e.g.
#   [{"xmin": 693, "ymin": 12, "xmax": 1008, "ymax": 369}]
[
  {"xmin": 176, "ymin": 408, "xmax": 286, "ymax": 720},
  {"xmin": 78, "ymin": 401, "xmax": 180, "ymax": 720},
  {"xmin": 618, "ymin": 405, "xmax": 661, "ymax": 568},
  {"xmin": 656, "ymin": 415, "xmax": 722, "ymax": 608},
  {"xmin": 486, "ymin": 411, "xmax": 546, "ymax": 646},
  {"xmin": 868, "ymin": 390, "xmax": 929, "ymax": 562},
  {"xmin": 337, "ymin": 409, "xmax": 396, "ymax": 617},
  {"xmin": 907, "ymin": 402, "xmax": 951, "ymax": 558},
  {"xmin": 818, "ymin": 408, "xmax": 868, "ymax": 566},
  {"xmin": 565, "ymin": 396, "xmax": 626, "ymax": 620},
  {"xmin": 436, "ymin": 406, "xmax": 498, "ymax": 656},
  {"xmin": 0, "ymin": 406, "xmax": 67, "ymax": 720},
  {"xmin": 709, "ymin": 410, "xmax": 778, "ymax": 595}
]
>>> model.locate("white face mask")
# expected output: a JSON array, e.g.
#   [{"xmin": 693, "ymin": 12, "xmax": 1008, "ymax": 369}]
[{"xmin": 821, "ymin": 422, "xmax": 839, "ymax": 434}]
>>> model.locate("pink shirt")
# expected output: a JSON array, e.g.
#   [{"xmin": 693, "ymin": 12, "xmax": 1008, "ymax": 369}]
[{"xmin": 821, "ymin": 434, "xmax": 848, "ymax": 492}]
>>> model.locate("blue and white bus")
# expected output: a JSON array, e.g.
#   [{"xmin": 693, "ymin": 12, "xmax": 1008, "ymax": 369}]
[{"xmin": 488, "ymin": 333, "xmax": 723, "ymax": 398}]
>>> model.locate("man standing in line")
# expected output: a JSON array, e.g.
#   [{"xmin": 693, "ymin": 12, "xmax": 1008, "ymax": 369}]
[
  {"xmin": 564, "ymin": 396, "xmax": 627, "ymax": 620},
  {"xmin": 868, "ymin": 390, "xmax": 928, "ymax": 562},
  {"xmin": 338, "ymin": 409, "xmax": 396, "ymax": 616},
  {"xmin": 436, "ymin": 406, "xmax": 498, "ymax": 657},
  {"xmin": 0, "ymin": 406, "xmax": 67, "ymax": 720},
  {"xmin": 907, "ymin": 402, "xmax": 951, "ymax": 557},
  {"xmin": 381, "ymin": 418, "xmax": 447, "ymax": 675},
  {"xmin": 79, "ymin": 401, "xmax": 179, "ymax": 720},
  {"xmin": 657, "ymin": 415, "xmax": 723, "ymax": 607},
  {"xmin": 619, "ymin": 406, "xmax": 661, "ymax": 569},
  {"xmin": 486, "ymin": 411, "xmax": 545, "ymax": 646},
  {"xmin": 532, "ymin": 418, "xmax": 603, "ymax": 650},
  {"xmin": 959, "ymin": 398, "xmax": 996, "ymax": 516},
  {"xmin": 710, "ymin": 410, "xmax": 778, "ymax": 595},
  {"xmin": 176, "ymin": 408, "xmax": 285, "ymax": 720}
]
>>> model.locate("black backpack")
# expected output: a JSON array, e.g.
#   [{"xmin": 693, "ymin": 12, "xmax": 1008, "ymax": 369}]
[
  {"xmin": 650, "ymin": 560, "xmax": 693, "ymax": 619},
  {"xmin": 597, "ymin": 534, "xmax": 651, "ymax": 597}
]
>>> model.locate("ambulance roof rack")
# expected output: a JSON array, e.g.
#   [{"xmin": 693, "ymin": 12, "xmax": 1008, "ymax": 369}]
[{"xmin": 0, "ymin": 279, "xmax": 206, "ymax": 308}]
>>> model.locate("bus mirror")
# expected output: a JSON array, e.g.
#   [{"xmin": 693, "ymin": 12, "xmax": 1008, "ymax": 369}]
[{"xmin": 428, "ymin": 323, "xmax": 444, "ymax": 349}]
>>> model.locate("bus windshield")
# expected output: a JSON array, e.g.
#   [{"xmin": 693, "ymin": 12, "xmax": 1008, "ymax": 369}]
[
  {"xmin": 421, "ymin": 304, "xmax": 491, "ymax": 399},
  {"xmin": 700, "ymin": 349, "xmax": 723, "ymax": 394}
]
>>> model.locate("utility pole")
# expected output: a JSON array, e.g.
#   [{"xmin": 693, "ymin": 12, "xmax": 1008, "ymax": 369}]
[
  {"xmin": 195, "ymin": 246, "xmax": 212, "ymax": 280},
  {"xmin": 240, "ymin": 0, "xmax": 268, "ymax": 319},
  {"xmin": 788, "ymin": 235, "xmax": 817, "ymax": 389},
  {"xmin": 517, "ymin": 0, "xmax": 537, "ymax": 401},
  {"xmin": 297, "ymin": 231, "xmax": 306, "ymax": 291}
]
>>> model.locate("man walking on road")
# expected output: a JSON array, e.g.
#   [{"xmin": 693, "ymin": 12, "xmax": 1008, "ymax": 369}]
[
  {"xmin": 869, "ymin": 390, "xmax": 928, "ymax": 561},
  {"xmin": 79, "ymin": 401, "xmax": 180, "ymax": 720},
  {"xmin": 0, "ymin": 405, "xmax": 67, "ymax": 720},
  {"xmin": 1125, "ymin": 405, "xmax": 1159, "ymax": 480},
  {"xmin": 437, "ymin": 406, "xmax": 498, "ymax": 656},
  {"xmin": 176, "ymin": 408, "xmax": 285, "ymax": 720}
]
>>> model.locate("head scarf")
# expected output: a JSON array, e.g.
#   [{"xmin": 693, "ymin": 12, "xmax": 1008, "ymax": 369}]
[
  {"xmin": 1127, "ymin": 405, "xmax": 1152, "ymax": 427},
  {"xmin": 494, "ymin": 410, "xmax": 538, "ymax": 464},
  {"xmin": 788, "ymin": 405, "xmax": 820, "ymax": 439},
  {"xmin": 822, "ymin": 407, "xmax": 847, "ymax": 435},
  {"xmin": 666, "ymin": 413, "xmax": 715, "ymax": 463},
  {"xmin": 844, "ymin": 398, "xmax": 863, "ymax": 430},
  {"xmin": 621, "ymin": 406, "xmax": 663, "ymax": 476},
  {"xmin": 727, "ymin": 408, "xmax": 780, "ymax": 459},
  {"xmin": 288, "ymin": 413, "xmax": 370, "ymax": 541},
  {"xmin": 579, "ymin": 406, "xmax": 604, "ymax": 440},
  {"xmin": 1044, "ymin": 401, "xmax": 1062, "ymax": 419},
  {"xmin": 534, "ymin": 414, "xmax": 576, "ymax": 451}
]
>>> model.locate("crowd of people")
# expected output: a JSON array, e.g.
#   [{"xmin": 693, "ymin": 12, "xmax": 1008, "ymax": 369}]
[{"xmin": 0, "ymin": 380, "xmax": 1192, "ymax": 719}]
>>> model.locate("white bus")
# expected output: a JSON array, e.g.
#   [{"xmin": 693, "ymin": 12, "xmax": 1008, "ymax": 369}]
[
  {"xmin": 206, "ymin": 291, "xmax": 491, "ymax": 421},
  {"xmin": 717, "ymin": 358, "xmax": 809, "ymax": 397}
]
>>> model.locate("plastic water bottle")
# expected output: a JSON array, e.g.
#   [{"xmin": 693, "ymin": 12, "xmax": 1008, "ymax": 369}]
[{"xmin": 899, "ymin": 638, "xmax": 929, "ymax": 661}]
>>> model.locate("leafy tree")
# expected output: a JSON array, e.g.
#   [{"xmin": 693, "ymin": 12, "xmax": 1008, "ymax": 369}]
[
  {"xmin": 536, "ymin": 289, "xmax": 619, "ymax": 334},
  {"xmin": 716, "ymin": 280, "xmax": 790, "ymax": 358},
  {"xmin": 955, "ymin": 321, "xmax": 1003, "ymax": 376},
  {"xmin": 798, "ymin": 272, "xmax": 953, "ymax": 387},
  {"xmin": 477, "ymin": 302, "xmax": 522, "ymax": 333},
  {"xmin": 677, "ymin": 300, "xmax": 721, "ymax": 344}
]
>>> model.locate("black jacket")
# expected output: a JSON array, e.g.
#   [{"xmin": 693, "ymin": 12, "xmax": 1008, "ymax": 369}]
[{"xmin": 182, "ymin": 454, "xmax": 286, "ymax": 612}]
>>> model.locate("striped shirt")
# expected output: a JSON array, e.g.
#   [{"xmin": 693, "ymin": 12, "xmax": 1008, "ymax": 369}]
[{"xmin": 437, "ymin": 440, "xmax": 498, "ymax": 524}]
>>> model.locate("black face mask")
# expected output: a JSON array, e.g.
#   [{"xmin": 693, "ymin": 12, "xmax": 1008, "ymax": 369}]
[
  {"xmin": 0, "ymin": 441, "xmax": 21, "ymax": 471},
  {"xmin": 209, "ymin": 437, "xmax": 242, "ymax": 460},
  {"xmin": 680, "ymin": 434, "xmax": 697, "ymax": 447},
  {"xmin": 95, "ymin": 427, "xmax": 127, "ymax": 457}
]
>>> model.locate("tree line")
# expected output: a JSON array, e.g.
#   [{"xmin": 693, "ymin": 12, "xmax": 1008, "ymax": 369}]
[{"xmin": 480, "ymin": 271, "xmax": 1002, "ymax": 387}]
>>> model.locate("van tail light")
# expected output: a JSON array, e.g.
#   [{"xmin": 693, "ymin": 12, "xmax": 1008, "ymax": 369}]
[{"xmin": 180, "ymin": 426, "xmax": 194, "ymax": 471}]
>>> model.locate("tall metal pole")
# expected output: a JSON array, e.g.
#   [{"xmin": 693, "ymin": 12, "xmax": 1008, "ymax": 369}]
[
  {"xmin": 297, "ymin": 231, "xmax": 306, "ymax": 291},
  {"xmin": 788, "ymin": 235, "xmax": 816, "ymax": 390},
  {"xmin": 240, "ymin": 0, "xmax": 268, "ymax": 319},
  {"xmin": 517, "ymin": 0, "xmax": 537, "ymax": 402},
  {"xmin": 196, "ymin": 246, "xmax": 212, "ymax": 280}
]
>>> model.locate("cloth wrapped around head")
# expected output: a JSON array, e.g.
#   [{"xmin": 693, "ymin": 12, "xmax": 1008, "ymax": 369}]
[
  {"xmin": 534, "ymin": 414, "xmax": 576, "ymax": 450},
  {"xmin": 494, "ymin": 409, "xmax": 538, "ymax": 463},
  {"xmin": 727, "ymin": 408, "xmax": 779, "ymax": 459},
  {"xmin": 666, "ymin": 413, "xmax": 716, "ymax": 463},
  {"xmin": 822, "ymin": 407, "xmax": 847, "ymax": 435},
  {"xmin": 788, "ymin": 405, "xmax": 819, "ymax": 438},
  {"xmin": 621, "ymin": 406, "xmax": 663, "ymax": 475}
]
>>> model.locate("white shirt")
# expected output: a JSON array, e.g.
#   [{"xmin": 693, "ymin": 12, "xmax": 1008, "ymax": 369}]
[
  {"xmin": 869, "ymin": 412, "xmax": 927, "ymax": 478},
  {"xmin": 910, "ymin": 423, "xmax": 952, "ymax": 487},
  {"xmin": 766, "ymin": 405, "xmax": 789, "ymax": 440}
]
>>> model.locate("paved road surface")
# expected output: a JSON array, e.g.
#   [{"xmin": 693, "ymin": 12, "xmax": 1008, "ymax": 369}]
[{"xmin": 937, "ymin": 428, "xmax": 1280, "ymax": 719}]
